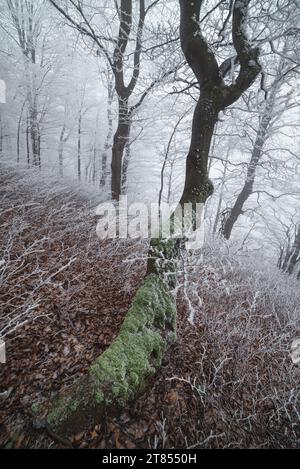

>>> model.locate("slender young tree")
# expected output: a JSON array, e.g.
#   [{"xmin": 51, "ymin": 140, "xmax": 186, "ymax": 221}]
[
  {"xmin": 58, "ymin": 101, "xmax": 72, "ymax": 178},
  {"xmin": 221, "ymin": 53, "xmax": 298, "ymax": 240},
  {"xmin": 278, "ymin": 223, "xmax": 300, "ymax": 276},
  {"xmin": 100, "ymin": 70, "xmax": 114, "ymax": 188}
]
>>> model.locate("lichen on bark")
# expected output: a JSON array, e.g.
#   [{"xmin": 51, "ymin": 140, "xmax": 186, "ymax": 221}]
[{"xmin": 47, "ymin": 274, "xmax": 176, "ymax": 436}]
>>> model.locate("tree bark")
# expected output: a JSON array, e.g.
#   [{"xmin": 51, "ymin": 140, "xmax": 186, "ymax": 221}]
[
  {"xmin": 26, "ymin": 114, "xmax": 30, "ymax": 168},
  {"xmin": 0, "ymin": 112, "xmax": 3, "ymax": 157},
  {"xmin": 28, "ymin": 100, "xmax": 40, "ymax": 167},
  {"xmin": 58, "ymin": 124, "xmax": 66, "ymax": 177},
  {"xmin": 121, "ymin": 125, "xmax": 131, "ymax": 193},
  {"xmin": 77, "ymin": 112, "xmax": 82, "ymax": 182},
  {"xmin": 111, "ymin": 97, "xmax": 130, "ymax": 199},
  {"xmin": 281, "ymin": 225, "xmax": 300, "ymax": 275},
  {"xmin": 17, "ymin": 101, "xmax": 26, "ymax": 163},
  {"xmin": 100, "ymin": 77, "xmax": 114, "ymax": 187},
  {"xmin": 212, "ymin": 150, "xmax": 229, "ymax": 235}
]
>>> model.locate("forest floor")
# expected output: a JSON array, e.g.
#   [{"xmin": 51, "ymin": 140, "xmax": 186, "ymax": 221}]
[{"xmin": 0, "ymin": 163, "xmax": 299, "ymax": 449}]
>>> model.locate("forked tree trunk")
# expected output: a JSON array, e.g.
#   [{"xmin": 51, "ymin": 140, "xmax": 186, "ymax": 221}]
[
  {"xmin": 46, "ymin": 0, "xmax": 261, "ymax": 438},
  {"xmin": 50, "ymin": 0, "xmax": 172, "ymax": 200}
]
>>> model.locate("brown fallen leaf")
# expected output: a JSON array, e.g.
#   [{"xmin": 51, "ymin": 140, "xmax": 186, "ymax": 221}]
[
  {"xmin": 73, "ymin": 432, "xmax": 84, "ymax": 443},
  {"xmin": 124, "ymin": 439, "xmax": 136, "ymax": 449},
  {"xmin": 90, "ymin": 430, "xmax": 98, "ymax": 439},
  {"xmin": 167, "ymin": 389, "xmax": 179, "ymax": 404}
]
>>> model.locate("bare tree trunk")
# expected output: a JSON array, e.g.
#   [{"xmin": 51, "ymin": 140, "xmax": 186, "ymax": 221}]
[
  {"xmin": 167, "ymin": 160, "xmax": 175, "ymax": 204},
  {"xmin": 213, "ymin": 150, "xmax": 229, "ymax": 235},
  {"xmin": 281, "ymin": 225, "xmax": 300, "ymax": 275},
  {"xmin": 111, "ymin": 97, "xmax": 130, "ymax": 199},
  {"xmin": 58, "ymin": 124, "xmax": 66, "ymax": 177},
  {"xmin": 100, "ymin": 77, "xmax": 113, "ymax": 188},
  {"xmin": 89, "ymin": 111, "xmax": 100, "ymax": 185},
  {"xmin": 26, "ymin": 114, "xmax": 30, "ymax": 168},
  {"xmin": 77, "ymin": 112, "xmax": 82, "ymax": 182},
  {"xmin": 0, "ymin": 112, "xmax": 3, "ymax": 157},
  {"xmin": 28, "ymin": 100, "xmax": 40, "ymax": 167},
  {"xmin": 159, "ymin": 114, "xmax": 186, "ymax": 209},
  {"xmin": 92, "ymin": 147, "xmax": 97, "ymax": 184},
  {"xmin": 121, "ymin": 125, "xmax": 131, "ymax": 193},
  {"xmin": 17, "ymin": 101, "xmax": 26, "ymax": 163},
  {"xmin": 221, "ymin": 53, "xmax": 290, "ymax": 240},
  {"xmin": 222, "ymin": 93, "xmax": 276, "ymax": 239}
]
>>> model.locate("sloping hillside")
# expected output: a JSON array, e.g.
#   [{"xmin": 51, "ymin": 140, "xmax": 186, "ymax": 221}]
[{"xmin": 0, "ymin": 165, "xmax": 299, "ymax": 449}]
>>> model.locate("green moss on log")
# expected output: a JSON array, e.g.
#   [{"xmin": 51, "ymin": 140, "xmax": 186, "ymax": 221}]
[
  {"xmin": 147, "ymin": 238, "xmax": 179, "ymax": 288},
  {"xmin": 47, "ymin": 274, "xmax": 176, "ymax": 436}
]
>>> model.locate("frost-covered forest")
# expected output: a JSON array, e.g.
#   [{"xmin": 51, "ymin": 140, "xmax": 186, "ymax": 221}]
[{"xmin": 0, "ymin": 0, "xmax": 300, "ymax": 451}]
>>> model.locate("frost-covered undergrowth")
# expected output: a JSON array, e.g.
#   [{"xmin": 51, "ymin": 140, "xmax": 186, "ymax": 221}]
[
  {"xmin": 0, "ymin": 162, "xmax": 141, "ymax": 340},
  {"xmin": 0, "ymin": 163, "xmax": 99, "ymax": 338},
  {"xmin": 173, "ymin": 242, "xmax": 300, "ymax": 448},
  {"xmin": 1, "ymin": 161, "xmax": 299, "ymax": 448}
]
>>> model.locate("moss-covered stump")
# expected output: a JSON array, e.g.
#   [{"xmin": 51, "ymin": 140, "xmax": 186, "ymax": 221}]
[{"xmin": 46, "ymin": 274, "xmax": 176, "ymax": 437}]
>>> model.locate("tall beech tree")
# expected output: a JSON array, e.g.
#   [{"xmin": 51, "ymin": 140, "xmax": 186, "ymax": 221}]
[
  {"xmin": 49, "ymin": 0, "xmax": 173, "ymax": 199},
  {"xmin": 45, "ymin": 0, "xmax": 262, "ymax": 437},
  {"xmin": 177, "ymin": 0, "xmax": 261, "ymax": 207},
  {"xmin": 147, "ymin": 0, "xmax": 262, "ymax": 277}
]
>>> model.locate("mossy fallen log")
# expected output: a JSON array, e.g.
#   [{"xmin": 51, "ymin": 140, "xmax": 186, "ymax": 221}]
[{"xmin": 47, "ymin": 274, "xmax": 176, "ymax": 436}]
